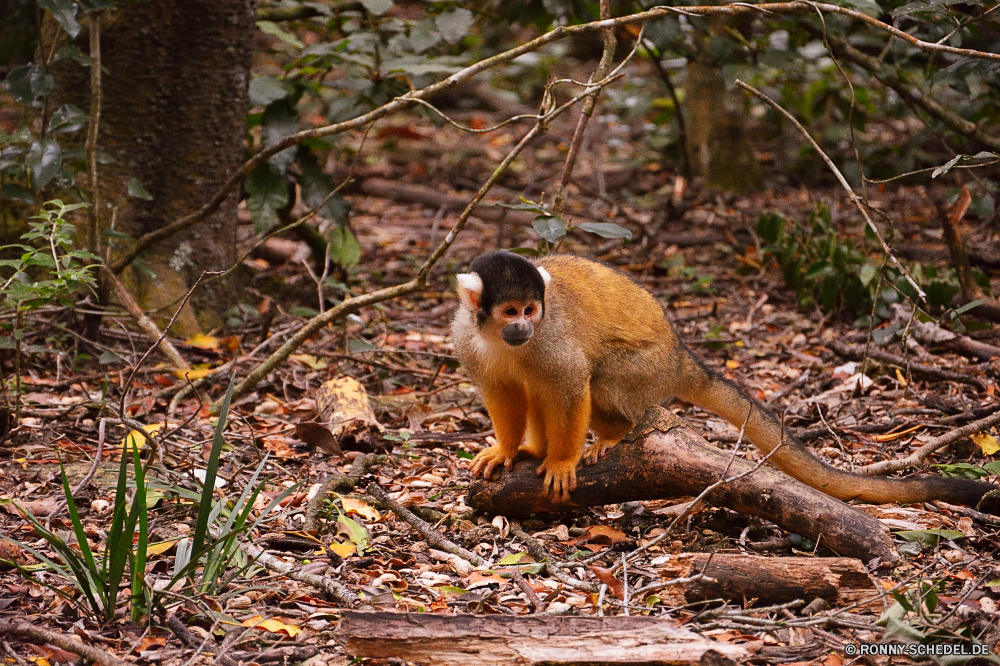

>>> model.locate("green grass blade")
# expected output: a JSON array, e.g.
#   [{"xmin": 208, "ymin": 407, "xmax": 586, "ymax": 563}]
[{"xmin": 192, "ymin": 373, "xmax": 236, "ymax": 556}]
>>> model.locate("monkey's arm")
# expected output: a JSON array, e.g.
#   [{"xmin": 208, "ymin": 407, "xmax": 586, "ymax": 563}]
[
  {"xmin": 530, "ymin": 381, "xmax": 591, "ymax": 502},
  {"xmin": 470, "ymin": 383, "xmax": 528, "ymax": 480}
]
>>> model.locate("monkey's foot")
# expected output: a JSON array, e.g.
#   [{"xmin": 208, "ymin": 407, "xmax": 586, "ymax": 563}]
[
  {"xmin": 583, "ymin": 441, "xmax": 616, "ymax": 465},
  {"xmin": 536, "ymin": 458, "xmax": 578, "ymax": 503},
  {"xmin": 470, "ymin": 445, "xmax": 518, "ymax": 479}
]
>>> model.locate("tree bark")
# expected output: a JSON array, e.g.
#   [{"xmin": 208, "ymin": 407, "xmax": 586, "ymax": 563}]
[
  {"xmin": 45, "ymin": 1, "xmax": 255, "ymax": 336},
  {"xmin": 468, "ymin": 407, "xmax": 897, "ymax": 563},
  {"xmin": 655, "ymin": 554, "xmax": 881, "ymax": 609}
]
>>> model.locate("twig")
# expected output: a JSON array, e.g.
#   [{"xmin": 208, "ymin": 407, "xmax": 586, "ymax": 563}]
[
  {"xmin": 165, "ymin": 614, "xmax": 238, "ymax": 666},
  {"xmin": 511, "ymin": 570, "xmax": 547, "ymax": 612},
  {"xmin": 365, "ymin": 482, "xmax": 484, "ymax": 567},
  {"xmin": 100, "ymin": 265, "xmax": 190, "ymax": 376},
  {"xmin": 552, "ymin": 0, "xmax": 616, "ymax": 218},
  {"xmin": 509, "ymin": 521, "xmax": 599, "ymax": 594},
  {"xmin": 85, "ymin": 11, "xmax": 102, "ymax": 257},
  {"xmin": 0, "ymin": 621, "xmax": 128, "ymax": 666},
  {"xmin": 860, "ymin": 409, "xmax": 1000, "ymax": 475}
]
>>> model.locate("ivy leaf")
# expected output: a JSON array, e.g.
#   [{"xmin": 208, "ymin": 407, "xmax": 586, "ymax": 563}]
[
  {"xmin": 577, "ymin": 222, "xmax": 633, "ymax": 241},
  {"xmin": 26, "ymin": 139, "xmax": 62, "ymax": 188},
  {"xmin": 435, "ymin": 8, "xmax": 474, "ymax": 43},
  {"xmin": 38, "ymin": 0, "xmax": 81, "ymax": 38},
  {"xmin": 532, "ymin": 215, "xmax": 566, "ymax": 242},
  {"xmin": 359, "ymin": 0, "xmax": 393, "ymax": 15}
]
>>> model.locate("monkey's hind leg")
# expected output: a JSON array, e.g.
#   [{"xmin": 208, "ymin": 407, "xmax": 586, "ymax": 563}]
[
  {"xmin": 470, "ymin": 384, "xmax": 527, "ymax": 480},
  {"xmin": 584, "ymin": 410, "xmax": 634, "ymax": 465}
]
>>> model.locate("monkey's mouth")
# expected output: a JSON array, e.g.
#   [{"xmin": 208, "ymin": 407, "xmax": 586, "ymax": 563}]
[{"xmin": 503, "ymin": 335, "xmax": 530, "ymax": 346}]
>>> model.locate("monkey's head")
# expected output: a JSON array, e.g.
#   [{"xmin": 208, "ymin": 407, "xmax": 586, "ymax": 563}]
[{"xmin": 455, "ymin": 251, "xmax": 551, "ymax": 347}]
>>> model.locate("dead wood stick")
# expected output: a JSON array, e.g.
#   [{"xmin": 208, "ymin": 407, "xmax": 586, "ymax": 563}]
[
  {"xmin": 223, "ymin": 527, "xmax": 363, "ymax": 607},
  {"xmin": 859, "ymin": 408, "xmax": 1000, "ymax": 476},
  {"xmin": 99, "ymin": 265, "xmax": 190, "ymax": 370},
  {"xmin": 366, "ymin": 482, "xmax": 485, "ymax": 567},
  {"xmin": 938, "ymin": 185, "xmax": 1000, "ymax": 324},
  {"xmin": 645, "ymin": 554, "xmax": 879, "ymax": 609},
  {"xmin": 0, "ymin": 621, "xmax": 128, "ymax": 666},
  {"xmin": 338, "ymin": 611, "xmax": 750, "ymax": 665},
  {"xmin": 164, "ymin": 614, "xmax": 238, "ymax": 666},
  {"xmin": 826, "ymin": 339, "xmax": 988, "ymax": 391},
  {"xmin": 469, "ymin": 408, "xmax": 897, "ymax": 563},
  {"xmin": 360, "ymin": 177, "xmax": 536, "ymax": 225}
]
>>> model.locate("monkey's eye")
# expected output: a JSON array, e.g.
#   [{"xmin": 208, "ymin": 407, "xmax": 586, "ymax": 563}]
[
  {"xmin": 504, "ymin": 307, "xmax": 517, "ymax": 316},
  {"xmin": 524, "ymin": 306, "xmax": 533, "ymax": 316}
]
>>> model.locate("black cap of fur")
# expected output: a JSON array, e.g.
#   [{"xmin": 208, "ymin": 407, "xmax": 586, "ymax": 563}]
[{"xmin": 470, "ymin": 251, "xmax": 546, "ymax": 318}]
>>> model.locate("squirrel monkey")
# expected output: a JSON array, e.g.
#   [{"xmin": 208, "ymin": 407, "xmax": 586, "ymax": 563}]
[{"xmin": 452, "ymin": 250, "xmax": 996, "ymax": 505}]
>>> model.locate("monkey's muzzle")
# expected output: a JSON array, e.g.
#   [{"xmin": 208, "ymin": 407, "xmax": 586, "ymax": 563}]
[{"xmin": 501, "ymin": 322, "xmax": 534, "ymax": 346}]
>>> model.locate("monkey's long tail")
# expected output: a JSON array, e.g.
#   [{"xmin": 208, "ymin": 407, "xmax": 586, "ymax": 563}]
[{"xmin": 675, "ymin": 350, "xmax": 995, "ymax": 508}]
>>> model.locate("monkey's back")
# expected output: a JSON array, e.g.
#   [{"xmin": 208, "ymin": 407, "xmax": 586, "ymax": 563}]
[{"xmin": 536, "ymin": 255, "xmax": 675, "ymax": 351}]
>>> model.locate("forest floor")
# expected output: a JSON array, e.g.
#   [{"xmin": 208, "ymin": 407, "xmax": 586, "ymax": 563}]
[{"xmin": 2, "ymin": 91, "xmax": 1000, "ymax": 665}]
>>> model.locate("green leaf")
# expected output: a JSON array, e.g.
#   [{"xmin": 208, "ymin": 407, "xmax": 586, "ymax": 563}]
[
  {"xmin": 192, "ymin": 374, "xmax": 236, "ymax": 558},
  {"xmin": 577, "ymin": 222, "xmax": 633, "ymax": 241},
  {"xmin": 249, "ymin": 74, "xmax": 293, "ymax": 108},
  {"xmin": 756, "ymin": 213, "xmax": 785, "ymax": 243},
  {"xmin": 532, "ymin": 215, "xmax": 566, "ymax": 242},
  {"xmin": 6, "ymin": 64, "xmax": 53, "ymax": 106},
  {"xmin": 337, "ymin": 514, "xmax": 370, "ymax": 554},
  {"xmin": 329, "ymin": 226, "xmax": 362, "ymax": 267},
  {"xmin": 38, "ymin": 0, "xmax": 81, "ymax": 37},
  {"xmin": 435, "ymin": 8, "xmax": 474, "ymax": 43},
  {"xmin": 127, "ymin": 178, "xmax": 153, "ymax": 200},
  {"xmin": 49, "ymin": 104, "xmax": 88, "ymax": 134},
  {"xmin": 408, "ymin": 19, "xmax": 439, "ymax": 53},
  {"xmin": 244, "ymin": 164, "xmax": 289, "ymax": 233},
  {"xmin": 256, "ymin": 20, "xmax": 304, "ymax": 48},
  {"xmin": 26, "ymin": 139, "xmax": 62, "ymax": 188},
  {"xmin": 359, "ymin": 0, "xmax": 393, "ymax": 15},
  {"xmin": 894, "ymin": 529, "xmax": 966, "ymax": 545}
]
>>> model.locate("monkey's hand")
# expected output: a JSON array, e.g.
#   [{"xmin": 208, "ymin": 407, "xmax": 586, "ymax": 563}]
[
  {"xmin": 536, "ymin": 458, "xmax": 577, "ymax": 503},
  {"xmin": 583, "ymin": 441, "xmax": 615, "ymax": 465},
  {"xmin": 470, "ymin": 446, "xmax": 517, "ymax": 479}
]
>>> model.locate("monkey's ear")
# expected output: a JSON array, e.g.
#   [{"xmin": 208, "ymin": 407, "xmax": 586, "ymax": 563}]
[
  {"xmin": 537, "ymin": 265, "xmax": 552, "ymax": 287},
  {"xmin": 456, "ymin": 272, "xmax": 483, "ymax": 311}
]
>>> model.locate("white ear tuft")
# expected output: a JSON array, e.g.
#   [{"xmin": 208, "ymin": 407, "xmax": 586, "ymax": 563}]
[
  {"xmin": 455, "ymin": 272, "xmax": 483, "ymax": 311},
  {"xmin": 537, "ymin": 265, "xmax": 552, "ymax": 287}
]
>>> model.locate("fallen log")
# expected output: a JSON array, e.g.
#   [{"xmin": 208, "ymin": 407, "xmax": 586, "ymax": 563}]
[
  {"xmin": 339, "ymin": 612, "xmax": 750, "ymax": 665},
  {"xmin": 467, "ymin": 408, "xmax": 897, "ymax": 563},
  {"xmin": 655, "ymin": 554, "xmax": 880, "ymax": 609}
]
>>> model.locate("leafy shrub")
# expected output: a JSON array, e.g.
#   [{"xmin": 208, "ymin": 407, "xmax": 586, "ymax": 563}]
[{"xmin": 756, "ymin": 203, "xmax": 987, "ymax": 325}]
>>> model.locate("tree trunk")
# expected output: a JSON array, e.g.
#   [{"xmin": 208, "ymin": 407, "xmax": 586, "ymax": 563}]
[
  {"xmin": 683, "ymin": 14, "xmax": 761, "ymax": 193},
  {"xmin": 49, "ymin": 1, "xmax": 255, "ymax": 336}
]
